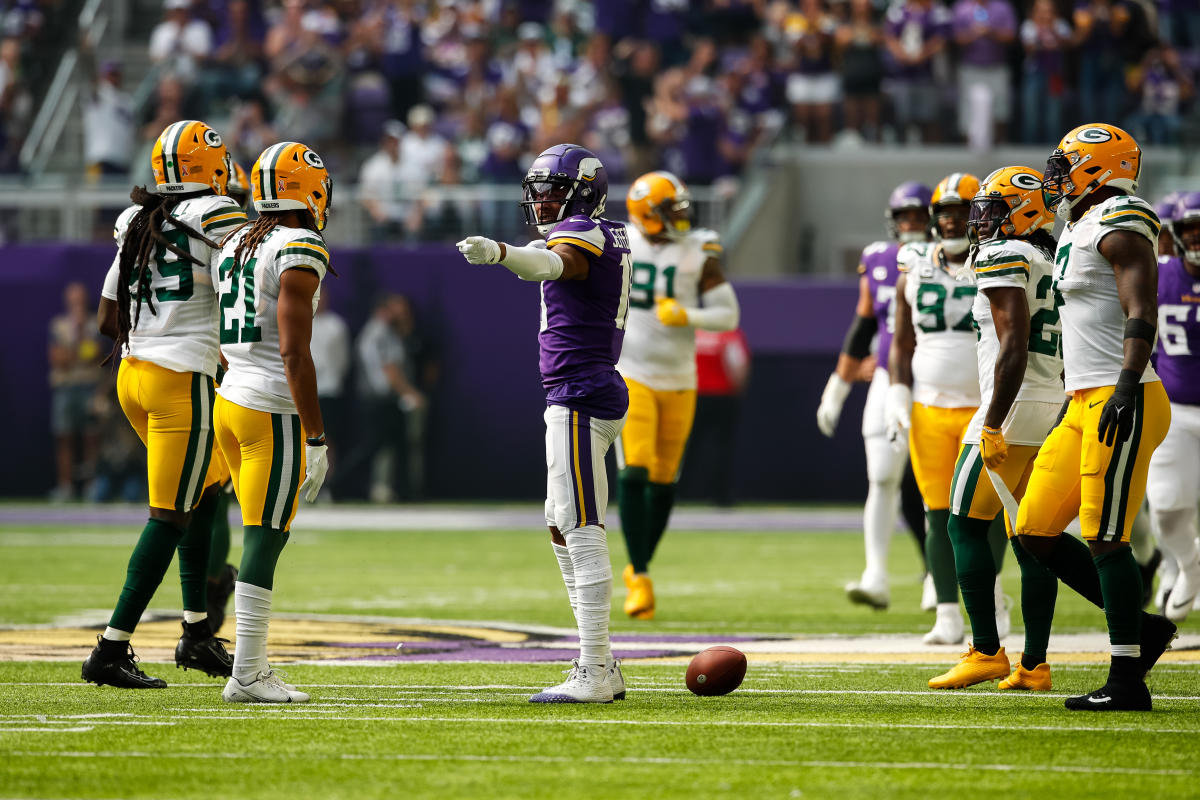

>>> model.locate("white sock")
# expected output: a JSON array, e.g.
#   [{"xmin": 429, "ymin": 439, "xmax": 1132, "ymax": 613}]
[
  {"xmin": 551, "ymin": 542, "xmax": 578, "ymax": 619},
  {"xmin": 1129, "ymin": 508, "xmax": 1156, "ymax": 565},
  {"xmin": 102, "ymin": 627, "xmax": 131, "ymax": 642},
  {"xmin": 1154, "ymin": 507, "xmax": 1200, "ymax": 576},
  {"xmin": 565, "ymin": 525, "xmax": 611, "ymax": 668},
  {"xmin": 183, "ymin": 610, "xmax": 208, "ymax": 624},
  {"xmin": 232, "ymin": 581, "xmax": 272, "ymax": 683},
  {"xmin": 862, "ymin": 478, "xmax": 900, "ymax": 585}
]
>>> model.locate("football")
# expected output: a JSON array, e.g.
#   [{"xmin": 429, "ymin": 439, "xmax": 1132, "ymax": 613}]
[{"xmin": 685, "ymin": 646, "xmax": 747, "ymax": 696}]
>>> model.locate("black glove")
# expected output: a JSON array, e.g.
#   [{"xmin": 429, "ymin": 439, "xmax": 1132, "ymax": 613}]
[{"xmin": 1097, "ymin": 369, "xmax": 1140, "ymax": 447}]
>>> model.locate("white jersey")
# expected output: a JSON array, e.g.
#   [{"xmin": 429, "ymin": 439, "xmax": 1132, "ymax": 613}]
[
  {"xmin": 899, "ymin": 241, "xmax": 980, "ymax": 408},
  {"xmin": 215, "ymin": 225, "xmax": 330, "ymax": 414},
  {"xmin": 101, "ymin": 195, "xmax": 247, "ymax": 376},
  {"xmin": 1053, "ymin": 194, "xmax": 1161, "ymax": 392},
  {"xmin": 616, "ymin": 227, "xmax": 721, "ymax": 391}
]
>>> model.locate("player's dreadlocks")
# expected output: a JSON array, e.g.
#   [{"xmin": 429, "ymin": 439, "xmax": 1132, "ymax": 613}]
[
  {"xmin": 224, "ymin": 210, "xmax": 338, "ymax": 276},
  {"xmin": 107, "ymin": 186, "xmax": 218, "ymax": 364},
  {"xmin": 1028, "ymin": 229, "xmax": 1059, "ymax": 261}
]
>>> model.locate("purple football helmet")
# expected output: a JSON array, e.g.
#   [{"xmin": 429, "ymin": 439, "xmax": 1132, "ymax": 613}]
[
  {"xmin": 885, "ymin": 181, "xmax": 933, "ymax": 243},
  {"xmin": 1171, "ymin": 191, "xmax": 1200, "ymax": 266},
  {"xmin": 1156, "ymin": 190, "xmax": 1183, "ymax": 225},
  {"xmin": 520, "ymin": 143, "xmax": 608, "ymax": 235}
]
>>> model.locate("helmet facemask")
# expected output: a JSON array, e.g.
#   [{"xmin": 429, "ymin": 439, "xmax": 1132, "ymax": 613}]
[
  {"xmin": 933, "ymin": 202, "xmax": 970, "ymax": 256},
  {"xmin": 1174, "ymin": 216, "xmax": 1200, "ymax": 267},
  {"xmin": 966, "ymin": 196, "xmax": 1011, "ymax": 248},
  {"xmin": 521, "ymin": 174, "xmax": 576, "ymax": 236},
  {"xmin": 656, "ymin": 195, "xmax": 692, "ymax": 240},
  {"xmin": 888, "ymin": 206, "xmax": 930, "ymax": 244}
]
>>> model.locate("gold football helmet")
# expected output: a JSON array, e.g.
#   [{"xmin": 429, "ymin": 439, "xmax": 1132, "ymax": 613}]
[
  {"xmin": 967, "ymin": 166, "xmax": 1054, "ymax": 246},
  {"xmin": 251, "ymin": 142, "xmax": 333, "ymax": 230},
  {"xmin": 930, "ymin": 173, "xmax": 980, "ymax": 255},
  {"xmin": 627, "ymin": 171, "xmax": 692, "ymax": 239},
  {"xmin": 1042, "ymin": 123, "xmax": 1141, "ymax": 212},
  {"xmin": 151, "ymin": 120, "xmax": 231, "ymax": 195}
]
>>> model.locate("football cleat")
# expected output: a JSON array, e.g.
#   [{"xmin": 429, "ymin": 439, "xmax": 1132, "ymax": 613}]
[
  {"xmin": 923, "ymin": 604, "xmax": 965, "ymax": 645},
  {"xmin": 998, "ymin": 660, "xmax": 1052, "ymax": 691},
  {"xmin": 1139, "ymin": 613, "xmax": 1178, "ymax": 676},
  {"xmin": 920, "ymin": 573, "xmax": 937, "ymax": 612},
  {"xmin": 846, "ymin": 578, "xmax": 889, "ymax": 611},
  {"xmin": 1064, "ymin": 681, "xmax": 1151, "ymax": 712},
  {"xmin": 608, "ymin": 658, "xmax": 626, "ymax": 701},
  {"xmin": 529, "ymin": 660, "xmax": 613, "ymax": 704},
  {"xmin": 624, "ymin": 573, "xmax": 655, "ymax": 620},
  {"xmin": 1164, "ymin": 562, "xmax": 1200, "ymax": 622},
  {"xmin": 928, "ymin": 645, "xmax": 1009, "ymax": 690},
  {"xmin": 174, "ymin": 623, "xmax": 233, "ymax": 678},
  {"xmin": 622, "ymin": 563, "xmax": 635, "ymax": 590},
  {"xmin": 222, "ymin": 670, "xmax": 309, "ymax": 703},
  {"xmin": 81, "ymin": 636, "xmax": 167, "ymax": 689},
  {"xmin": 206, "ymin": 563, "xmax": 238, "ymax": 634}
]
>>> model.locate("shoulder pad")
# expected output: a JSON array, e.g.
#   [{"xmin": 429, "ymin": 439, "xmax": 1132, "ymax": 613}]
[
  {"xmin": 547, "ymin": 215, "xmax": 605, "ymax": 256},
  {"xmin": 973, "ymin": 239, "xmax": 1031, "ymax": 280},
  {"xmin": 1096, "ymin": 195, "xmax": 1161, "ymax": 243}
]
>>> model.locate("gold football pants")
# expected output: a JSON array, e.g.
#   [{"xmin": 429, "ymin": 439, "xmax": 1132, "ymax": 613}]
[
  {"xmin": 213, "ymin": 395, "xmax": 306, "ymax": 532},
  {"xmin": 616, "ymin": 376, "xmax": 696, "ymax": 484},
  {"xmin": 909, "ymin": 403, "xmax": 978, "ymax": 511}
]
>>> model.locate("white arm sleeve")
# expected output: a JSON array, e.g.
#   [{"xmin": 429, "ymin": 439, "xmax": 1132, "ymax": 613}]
[
  {"xmin": 685, "ymin": 281, "xmax": 740, "ymax": 331},
  {"xmin": 501, "ymin": 244, "xmax": 565, "ymax": 282},
  {"xmin": 101, "ymin": 260, "xmax": 120, "ymax": 301}
]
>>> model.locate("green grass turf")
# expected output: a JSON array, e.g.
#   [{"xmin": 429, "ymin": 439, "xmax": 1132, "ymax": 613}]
[{"xmin": 1, "ymin": 522, "xmax": 1198, "ymax": 799}]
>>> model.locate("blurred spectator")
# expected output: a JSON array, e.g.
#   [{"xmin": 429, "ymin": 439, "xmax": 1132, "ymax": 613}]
[
  {"xmin": 569, "ymin": 34, "xmax": 613, "ymax": 110},
  {"xmin": 681, "ymin": 327, "xmax": 751, "ymax": 507},
  {"xmin": 149, "ymin": 0, "xmax": 213, "ymax": 85},
  {"xmin": 456, "ymin": 106, "xmax": 489, "ymax": 183},
  {"xmin": 374, "ymin": 0, "xmax": 428, "ymax": 119},
  {"xmin": 0, "ymin": 34, "xmax": 31, "ymax": 173},
  {"xmin": 952, "ymin": 0, "xmax": 1016, "ymax": 147},
  {"xmin": 358, "ymin": 119, "xmax": 426, "ymax": 240},
  {"xmin": 83, "ymin": 60, "xmax": 134, "ymax": 180},
  {"xmin": 1019, "ymin": 0, "xmax": 1072, "ymax": 145},
  {"xmin": 509, "ymin": 22, "xmax": 556, "ymax": 99},
  {"xmin": 1127, "ymin": 45, "xmax": 1194, "ymax": 145},
  {"xmin": 402, "ymin": 104, "xmax": 448, "ymax": 182},
  {"xmin": 137, "ymin": 73, "xmax": 203, "ymax": 182},
  {"xmin": 614, "ymin": 39, "xmax": 661, "ymax": 173},
  {"xmin": 835, "ymin": 0, "xmax": 885, "ymax": 142},
  {"xmin": 310, "ymin": 293, "xmax": 351, "ymax": 491},
  {"xmin": 336, "ymin": 294, "xmax": 427, "ymax": 503},
  {"xmin": 1073, "ymin": 0, "xmax": 1134, "ymax": 126},
  {"xmin": 583, "ymin": 78, "xmax": 632, "ymax": 179},
  {"xmin": 883, "ymin": 0, "xmax": 950, "ymax": 143},
  {"xmin": 650, "ymin": 69, "xmax": 731, "ymax": 185},
  {"xmin": 265, "ymin": 10, "xmax": 345, "ymax": 150},
  {"xmin": 785, "ymin": 0, "xmax": 839, "ymax": 144},
  {"xmin": 48, "ymin": 282, "xmax": 104, "ymax": 501},
  {"xmin": 226, "ymin": 96, "xmax": 277, "ymax": 165},
  {"xmin": 1158, "ymin": 0, "xmax": 1200, "ymax": 51},
  {"xmin": 203, "ymin": 0, "xmax": 265, "ymax": 106}
]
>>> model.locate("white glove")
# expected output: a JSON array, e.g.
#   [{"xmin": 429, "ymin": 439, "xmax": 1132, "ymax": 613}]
[
  {"xmin": 884, "ymin": 383, "xmax": 913, "ymax": 451},
  {"xmin": 456, "ymin": 236, "xmax": 501, "ymax": 265},
  {"xmin": 816, "ymin": 373, "xmax": 852, "ymax": 438},
  {"xmin": 299, "ymin": 444, "xmax": 328, "ymax": 502}
]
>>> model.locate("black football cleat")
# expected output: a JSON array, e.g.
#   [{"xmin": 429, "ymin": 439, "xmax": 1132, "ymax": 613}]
[
  {"xmin": 1139, "ymin": 548, "xmax": 1162, "ymax": 609},
  {"xmin": 81, "ymin": 636, "xmax": 167, "ymax": 689},
  {"xmin": 1064, "ymin": 681, "xmax": 1152, "ymax": 712},
  {"xmin": 1139, "ymin": 613, "xmax": 1178, "ymax": 677},
  {"xmin": 175, "ymin": 624, "xmax": 233, "ymax": 678},
  {"xmin": 206, "ymin": 563, "xmax": 238, "ymax": 634}
]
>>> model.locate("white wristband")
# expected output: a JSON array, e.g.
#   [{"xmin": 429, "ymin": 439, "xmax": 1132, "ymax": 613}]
[{"xmin": 501, "ymin": 244, "xmax": 565, "ymax": 281}]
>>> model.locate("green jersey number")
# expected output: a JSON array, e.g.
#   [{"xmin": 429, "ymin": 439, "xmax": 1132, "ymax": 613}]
[
  {"xmin": 218, "ymin": 256, "xmax": 262, "ymax": 344},
  {"xmin": 1029, "ymin": 274, "xmax": 1063, "ymax": 358},
  {"xmin": 628, "ymin": 262, "xmax": 677, "ymax": 309},
  {"xmin": 915, "ymin": 283, "xmax": 975, "ymax": 333},
  {"xmin": 1054, "ymin": 242, "xmax": 1072, "ymax": 282},
  {"xmin": 129, "ymin": 228, "xmax": 194, "ymax": 302}
]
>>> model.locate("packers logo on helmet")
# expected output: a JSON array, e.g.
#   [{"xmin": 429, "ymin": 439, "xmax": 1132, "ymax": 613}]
[
  {"xmin": 251, "ymin": 141, "xmax": 333, "ymax": 231},
  {"xmin": 151, "ymin": 120, "xmax": 231, "ymax": 195},
  {"xmin": 967, "ymin": 166, "xmax": 1054, "ymax": 247},
  {"xmin": 626, "ymin": 171, "xmax": 692, "ymax": 239},
  {"xmin": 1042, "ymin": 122, "xmax": 1140, "ymax": 212}
]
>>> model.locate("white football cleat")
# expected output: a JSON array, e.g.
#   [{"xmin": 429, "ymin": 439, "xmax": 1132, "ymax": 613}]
[
  {"xmin": 846, "ymin": 575, "xmax": 889, "ymax": 610},
  {"xmin": 920, "ymin": 573, "xmax": 937, "ymax": 612},
  {"xmin": 608, "ymin": 658, "xmax": 626, "ymax": 701},
  {"xmin": 994, "ymin": 576, "xmax": 1012, "ymax": 640},
  {"xmin": 529, "ymin": 660, "xmax": 613, "ymax": 704},
  {"xmin": 923, "ymin": 603, "xmax": 965, "ymax": 645},
  {"xmin": 1165, "ymin": 563, "xmax": 1200, "ymax": 622},
  {"xmin": 222, "ymin": 670, "xmax": 310, "ymax": 703}
]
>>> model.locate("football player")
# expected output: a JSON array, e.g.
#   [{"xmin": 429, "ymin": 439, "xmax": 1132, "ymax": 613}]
[
  {"xmin": 615, "ymin": 171, "xmax": 740, "ymax": 621},
  {"xmin": 928, "ymin": 166, "xmax": 1064, "ymax": 690},
  {"xmin": 888, "ymin": 172, "xmax": 1009, "ymax": 646},
  {"xmin": 1154, "ymin": 190, "xmax": 1181, "ymax": 258},
  {"xmin": 85, "ymin": 121, "xmax": 245, "ymax": 689},
  {"xmin": 457, "ymin": 144, "xmax": 632, "ymax": 704},
  {"xmin": 1016, "ymin": 123, "xmax": 1177, "ymax": 711},
  {"xmin": 1146, "ymin": 191, "xmax": 1200, "ymax": 621},
  {"xmin": 817, "ymin": 181, "xmax": 937, "ymax": 610},
  {"xmin": 213, "ymin": 141, "xmax": 334, "ymax": 704}
]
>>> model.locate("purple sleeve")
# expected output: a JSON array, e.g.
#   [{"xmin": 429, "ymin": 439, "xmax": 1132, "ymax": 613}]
[{"xmin": 994, "ymin": 1, "xmax": 1017, "ymax": 34}]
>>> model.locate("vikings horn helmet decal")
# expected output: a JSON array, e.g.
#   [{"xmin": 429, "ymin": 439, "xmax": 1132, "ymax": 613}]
[{"xmin": 520, "ymin": 143, "xmax": 609, "ymax": 236}]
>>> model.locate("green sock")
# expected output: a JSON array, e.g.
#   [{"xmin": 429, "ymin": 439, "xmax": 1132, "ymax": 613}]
[
  {"xmin": 1010, "ymin": 536, "xmax": 1057, "ymax": 665},
  {"xmin": 948, "ymin": 513, "xmax": 998, "ymax": 653},
  {"xmin": 1094, "ymin": 548, "xmax": 1143, "ymax": 648},
  {"xmin": 238, "ymin": 525, "xmax": 290, "ymax": 590},
  {"xmin": 617, "ymin": 468, "xmax": 650, "ymax": 573},
  {"xmin": 645, "ymin": 482, "xmax": 676, "ymax": 564},
  {"xmin": 178, "ymin": 490, "xmax": 217, "ymax": 615},
  {"xmin": 207, "ymin": 488, "xmax": 231, "ymax": 580},
  {"xmin": 987, "ymin": 515, "xmax": 1007, "ymax": 574},
  {"xmin": 925, "ymin": 509, "xmax": 958, "ymax": 604},
  {"xmin": 1038, "ymin": 533, "xmax": 1104, "ymax": 608},
  {"xmin": 108, "ymin": 518, "xmax": 185, "ymax": 632}
]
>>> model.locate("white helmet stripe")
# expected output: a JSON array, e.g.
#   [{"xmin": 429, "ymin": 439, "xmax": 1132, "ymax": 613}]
[
  {"xmin": 161, "ymin": 121, "xmax": 189, "ymax": 184},
  {"xmin": 258, "ymin": 143, "xmax": 289, "ymax": 201}
]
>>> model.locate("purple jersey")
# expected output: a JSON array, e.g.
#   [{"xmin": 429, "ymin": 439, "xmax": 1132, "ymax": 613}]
[
  {"xmin": 1157, "ymin": 255, "xmax": 1200, "ymax": 405},
  {"xmin": 884, "ymin": 2, "xmax": 951, "ymax": 79},
  {"xmin": 859, "ymin": 241, "xmax": 902, "ymax": 371},
  {"xmin": 539, "ymin": 215, "xmax": 633, "ymax": 419}
]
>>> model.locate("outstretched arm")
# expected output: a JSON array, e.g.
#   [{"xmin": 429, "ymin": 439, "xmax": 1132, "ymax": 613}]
[{"xmin": 457, "ymin": 236, "xmax": 591, "ymax": 281}]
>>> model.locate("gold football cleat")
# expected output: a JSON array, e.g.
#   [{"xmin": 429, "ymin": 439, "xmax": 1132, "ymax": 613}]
[
  {"xmin": 998, "ymin": 659, "xmax": 1052, "ymax": 691},
  {"xmin": 624, "ymin": 573, "xmax": 655, "ymax": 620},
  {"xmin": 928, "ymin": 645, "xmax": 1010, "ymax": 689}
]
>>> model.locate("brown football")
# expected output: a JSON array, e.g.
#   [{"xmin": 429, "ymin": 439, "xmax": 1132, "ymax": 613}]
[{"xmin": 685, "ymin": 646, "xmax": 747, "ymax": 696}]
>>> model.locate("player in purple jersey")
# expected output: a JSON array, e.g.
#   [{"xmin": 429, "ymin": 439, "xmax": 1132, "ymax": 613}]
[
  {"xmin": 1147, "ymin": 191, "xmax": 1200, "ymax": 621},
  {"xmin": 1154, "ymin": 191, "xmax": 1182, "ymax": 258},
  {"xmin": 457, "ymin": 143, "xmax": 632, "ymax": 704},
  {"xmin": 817, "ymin": 181, "xmax": 934, "ymax": 610}
]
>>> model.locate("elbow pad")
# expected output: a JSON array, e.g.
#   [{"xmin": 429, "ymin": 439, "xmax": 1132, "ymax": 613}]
[
  {"xmin": 501, "ymin": 244, "xmax": 565, "ymax": 281},
  {"xmin": 841, "ymin": 315, "xmax": 878, "ymax": 359},
  {"xmin": 687, "ymin": 282, "xmax": 740, "ymax": 331}
]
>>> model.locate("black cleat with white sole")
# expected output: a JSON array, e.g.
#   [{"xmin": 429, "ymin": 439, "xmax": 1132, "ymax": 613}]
[
  {"xmin": 81, "ymin": 636, "xmax": 167, "ymax": 689},
  {"xmin": 1064, "ymin": 681, "xmax": 1152, "ymax": 712},
  {"xmin": 1139, "ymin": 613, "xmax": 1178, "ymax": 677},
  {"xmin": 175, "ymin": 623, "xmax": 233, "ymax": 678}
]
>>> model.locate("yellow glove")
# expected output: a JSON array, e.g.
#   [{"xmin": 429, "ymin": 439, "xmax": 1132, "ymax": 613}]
[
  {"xmin": 980, "ymin": 426, "xmax": 1008, "ymax": 469},
  {"xmin": 655, "ymin": 297, "xmax": 689, "ymax": 327}
]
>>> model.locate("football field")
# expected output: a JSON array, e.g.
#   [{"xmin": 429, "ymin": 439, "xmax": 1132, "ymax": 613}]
[{"xmin": 1, "ymin": 504, "xmax": 1198, "ymax": 799}]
